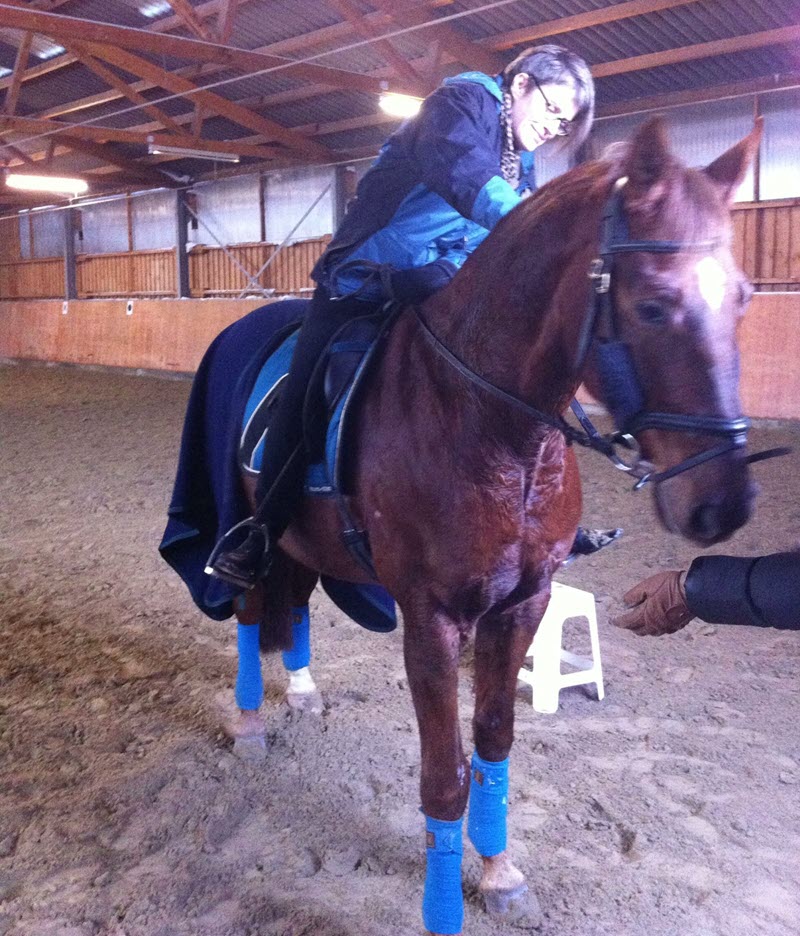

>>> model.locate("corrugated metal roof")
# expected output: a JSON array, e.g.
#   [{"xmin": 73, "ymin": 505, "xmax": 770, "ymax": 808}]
[{"xmin": 1, "ymin": 0, "xmax": 798, "ymax": 194}]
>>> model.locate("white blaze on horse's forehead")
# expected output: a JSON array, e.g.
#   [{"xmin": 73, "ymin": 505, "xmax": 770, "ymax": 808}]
[{"xmin": 695, "ymin": 256, "xmax": 727, "ymax": 313}]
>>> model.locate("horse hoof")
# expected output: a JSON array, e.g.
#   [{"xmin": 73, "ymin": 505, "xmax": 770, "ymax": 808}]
[
  {"xmin": 481, "ymin": 882, "xmax": 543, "ymax": 930},
  {"xmin": 232, "ymin": 733, "xmax": 268, "ymax": 762},
  {"xmin": 286, "ymin": 688, "xmax": 324, "ymax": 715}
]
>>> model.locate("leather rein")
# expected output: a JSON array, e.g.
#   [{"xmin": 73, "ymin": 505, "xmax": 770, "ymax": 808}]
[{"xmin": 413, "ymin": 179, "xmax": 789, "ymax": 489}]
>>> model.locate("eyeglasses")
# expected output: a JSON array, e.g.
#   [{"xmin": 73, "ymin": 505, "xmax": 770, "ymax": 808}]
[{"xmin": 528, "ymin": 74, "xmax": 572, "ymax": 137}]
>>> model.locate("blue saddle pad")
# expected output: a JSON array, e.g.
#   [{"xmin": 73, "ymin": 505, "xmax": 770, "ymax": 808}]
[{"xmin": 239, "ymin": 325, "xmax": 377, "ymax": 496}]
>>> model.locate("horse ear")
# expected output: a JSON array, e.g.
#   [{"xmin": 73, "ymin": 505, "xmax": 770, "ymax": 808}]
[
  {"xmin": 703, "ymin": 117, "xmax": 763, "ymax": 204},
  {"xmin": 622, "ymin": 116, "xmax": 675, "ymax": 208}
]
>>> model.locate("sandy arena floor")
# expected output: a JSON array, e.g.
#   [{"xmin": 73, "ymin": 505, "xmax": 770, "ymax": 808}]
[{"xmin": 1, "ymin": 360, "xmax": 799, "ymax": 936}]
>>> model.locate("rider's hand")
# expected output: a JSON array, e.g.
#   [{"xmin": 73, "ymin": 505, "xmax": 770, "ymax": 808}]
[{"xmin": 612, "ymin": 570, "xmax": 694, "ymax": 636}]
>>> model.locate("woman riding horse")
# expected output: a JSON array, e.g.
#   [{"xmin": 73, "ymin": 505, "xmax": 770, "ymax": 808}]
[{"xmin": 207, "ymin": 44, "xmax": 621, "ymax": 589}]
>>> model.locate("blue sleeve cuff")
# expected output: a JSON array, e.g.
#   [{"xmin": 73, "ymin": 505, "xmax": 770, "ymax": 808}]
[{"xmin": 471, "ymin": 175, "xmax": 521, "ymax": 230}]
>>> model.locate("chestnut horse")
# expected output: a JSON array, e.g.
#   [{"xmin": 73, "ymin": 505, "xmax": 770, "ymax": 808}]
[{"xmin": 232, "ymin": 119, "xmax": 761, "ymax": 934}]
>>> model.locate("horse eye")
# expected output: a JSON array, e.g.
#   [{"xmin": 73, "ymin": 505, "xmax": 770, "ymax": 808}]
[{"xmin": 636, "ymin": 300, "xmax": 667, "ymax": 325}]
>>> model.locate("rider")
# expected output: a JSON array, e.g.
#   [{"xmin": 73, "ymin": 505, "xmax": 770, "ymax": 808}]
[
  {"xmin": 613, "ymin": 549, "xmax": 800, "ymax": 635},
  {"xmin": 210, "ymin": 44, "xmax": 613, "ymax": 589}
]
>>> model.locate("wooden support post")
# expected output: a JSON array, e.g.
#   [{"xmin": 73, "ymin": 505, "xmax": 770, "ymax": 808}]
[
  {"xmin": 175, "ymin": 190, "xmax": 190, "ymax": 298},
  {"xmin": 64, "ymin": 207, "xmax": 77, "ymax": 299}
]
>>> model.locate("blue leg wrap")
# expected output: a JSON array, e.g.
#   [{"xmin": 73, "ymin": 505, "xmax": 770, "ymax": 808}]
[
  {"xmin": 422, "ymin": 815, "xmax": 464, "ymax": 935},
  {"xmin": 235, "ymin": 622, "xmax": 263, "ymax": 711},
  {"xmin": 281, "ymin": 605, "xmax": 311, "ymax": 671},
  {"xmin": 467, "ymin": 753, "xmax": 509, "ymax": 858}
]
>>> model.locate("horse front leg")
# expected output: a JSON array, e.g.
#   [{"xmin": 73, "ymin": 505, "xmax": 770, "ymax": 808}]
[
  {"xmin": 404, "ymin": 606, "xmax": 470, "ymax": 936},
  {"xmin": 470, "ymin": 595, "xmax": 549, "ymax": 928}
]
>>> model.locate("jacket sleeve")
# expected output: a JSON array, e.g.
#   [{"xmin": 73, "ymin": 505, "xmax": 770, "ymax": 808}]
[
  {"xmin": 685, "ymin": 551, "xmax": 800, "ymax": 630},
  {"xmin": 407, "ymin": 81, "xmax": 520, "ymax": 231}
]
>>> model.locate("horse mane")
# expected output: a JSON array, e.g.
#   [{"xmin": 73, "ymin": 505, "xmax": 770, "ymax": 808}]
[{"xmin": 429, "ymin": 133, "xmax": 732, "ymax": 356}]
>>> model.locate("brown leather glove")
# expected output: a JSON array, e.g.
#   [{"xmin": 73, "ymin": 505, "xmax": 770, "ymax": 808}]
[{"xmin": 612, "ymin": 570, "xmax": 694, "ymax": 636}]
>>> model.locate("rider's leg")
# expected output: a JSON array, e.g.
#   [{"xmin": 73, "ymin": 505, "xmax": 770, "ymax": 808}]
[{"xmin": 209, "ymin": 288, "xmax": 368, "ymax": 587}]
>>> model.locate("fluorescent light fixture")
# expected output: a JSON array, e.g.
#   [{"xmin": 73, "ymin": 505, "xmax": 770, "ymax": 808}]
[
  {"xmin": 147, "ymin": 142, "xmax": 240, "ymax": 163},
  {"xmin": 379, "ymin": 92, "xmax": 423, "ymax": 119},
  {"xmin": 6, "ymin": 173, "xmax": 88, "ymax": 196},
  {"xmin": 35, "ymin": 41, "xmax": 66, "ymax": 61},
  {"xmin": 139, "ymin": 0, "xmax": 172, "ymax": 18}
]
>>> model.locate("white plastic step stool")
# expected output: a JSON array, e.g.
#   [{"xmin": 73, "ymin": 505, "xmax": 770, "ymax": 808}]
[{"xmin": 518, "ymin": 582, "xmax": 605, "ymax": 714}]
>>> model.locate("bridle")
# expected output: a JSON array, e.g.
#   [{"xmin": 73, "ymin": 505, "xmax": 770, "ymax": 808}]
[{"xmin": 414, "ymin": 178, "xmax": 789, "ymax": 488}]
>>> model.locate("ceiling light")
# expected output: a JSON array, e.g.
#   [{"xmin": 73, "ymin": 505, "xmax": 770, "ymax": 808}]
[
  {"xmin": 139, "ymin": 0, "xmax": 172, "ymax": 18},
  {"xmin": 0, "ymin": 66, "xmax": 11, "ymax": 79},
  {"xmin": 379, "ymin": 92, "xmax": 423, "ymax": 119},
  {"xmin": 35, "ymin": 41, "xmax": 66, "ymax": 61},
  {"xmin": 5, "ymin": 173, "xmax": 88, "ymax": 196},
  {"xmin": 147, "ymin": 142, "xmax": 240, "ymax": 163}
]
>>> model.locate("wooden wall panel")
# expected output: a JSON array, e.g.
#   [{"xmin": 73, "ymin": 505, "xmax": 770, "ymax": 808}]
[
  {"xmin": 0, "ymin": 299, "xmax": 267, "ymax": 372},
  {"xmin": 0, "ymin": 258, "xmax": 65, "ymax": 298},
  {"xmin": 2, "ymin": 293, "xmax": 800, "ymax": 418},
  {"xmin": 737, "ymin": 292, "xmax": 800, "ymax": 418},
  {"xmin": 0, "ymin": 217, "xmax": 22, "ymax": 263}
]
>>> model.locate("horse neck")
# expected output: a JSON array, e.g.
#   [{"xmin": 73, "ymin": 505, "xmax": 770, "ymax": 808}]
[{"xmin": 421, "ymin": 165, "xmax": 609, "ymax": 420}]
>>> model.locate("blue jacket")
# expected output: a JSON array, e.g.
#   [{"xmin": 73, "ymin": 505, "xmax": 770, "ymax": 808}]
[{"xmin": 313, "ymin": 72, "xmax": 535, "ymax": 299}]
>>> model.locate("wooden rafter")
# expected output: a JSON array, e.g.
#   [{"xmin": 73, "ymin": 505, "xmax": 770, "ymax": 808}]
[
  {"xmin": 596, "ymin": 72, "xmax": 800, "ymax": 120},
  {"xmin": 55, "ymin": 134, "xmax": 179, "ymax": 186},
  {"xmin": 0, "ymin": 133, "xmax": 36, "ymax": 165},
  {"xmin": 66, "ymin": 43, "xmax": 188, "ymax": 137},
  {"xmin": 591, "ymin": 25, "xmax": 800, "ymax": 78},
  {"xmin": 0, "ymin": 2, "xmax": 397, "ymax": 96},
  {"xmin": 0, "ymin": 114, "xmax": 282, "ymax": 160},
  {"xmin": 367, "ymin": 0, "xmax": 504, "ymax": 76},
  {"xmin": 3, "ymin": 30, "xmax": 33, "ymax": 117},
  {"xmin": 490, "ymin": 0, "xmax": 700, "ymax": 51},
  {"xmin": 85, "ymin": 43, "xmax": 335, "ymax": 161},
  {"xmin": 164, "ymin": 0, "xmax": 214, "ymax": 42},
  {"xmin": 328, "ymin": 0, "xmax": 428, "ymax": 96},
  {"xmin": 216, "ymin": 0, "xmax": 239, "ymax": 44}
]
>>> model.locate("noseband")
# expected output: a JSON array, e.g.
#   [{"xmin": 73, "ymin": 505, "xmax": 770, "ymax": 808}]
[{"xmin": 414, "ymin": 179, "xmax": 789, "ymax": 488}]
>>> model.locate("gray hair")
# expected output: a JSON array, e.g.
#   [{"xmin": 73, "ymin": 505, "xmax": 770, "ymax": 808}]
[{"xmin": 502, "ymin": 44, "xmax": 595, "ymax": 152}]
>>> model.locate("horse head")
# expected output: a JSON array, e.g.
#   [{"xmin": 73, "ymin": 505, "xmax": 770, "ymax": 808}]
[{"xmin": 581, "ymin": 117, "xmax": 763, "ymax": 545}]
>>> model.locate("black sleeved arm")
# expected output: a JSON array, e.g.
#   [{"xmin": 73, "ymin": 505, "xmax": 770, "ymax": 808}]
[{"xmin": 685, "ymin": 551, "xmax": 800, "ymax": 630}]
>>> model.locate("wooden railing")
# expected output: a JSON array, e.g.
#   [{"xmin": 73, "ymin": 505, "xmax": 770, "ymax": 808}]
[
  {"xmin": 188, "ymin": 236, "xmax": 330, "ymax": 297},
  {"xmin": 1, "ymin": 204, "xmax": 798, "ymax": 299},
  {"xmin": 0, "ymin": 257, "xmax": 65, "ymax": 298},
  {"xmin": 731, "ymin": 198, "xmax": 800, "ymax": 291},
  {"xmin": 77, "ymin": 248, "xmax": 176, "ymax": 298}
]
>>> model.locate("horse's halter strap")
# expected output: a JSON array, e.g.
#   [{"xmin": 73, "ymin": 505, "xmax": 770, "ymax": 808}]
[{"xmin": 413, "ymin": 179, "xmax": 789, "ymax": 487}]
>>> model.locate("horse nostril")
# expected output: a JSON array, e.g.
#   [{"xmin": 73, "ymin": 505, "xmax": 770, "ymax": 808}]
[{"xmin": 691, "ymin": 502, "xmax": 722, "ymax": 541}]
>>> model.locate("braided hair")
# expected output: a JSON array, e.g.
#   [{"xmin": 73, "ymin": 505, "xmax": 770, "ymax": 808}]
[{"xmin": 498, "ymin": 44, "xmax": 595, "ymax": 184}]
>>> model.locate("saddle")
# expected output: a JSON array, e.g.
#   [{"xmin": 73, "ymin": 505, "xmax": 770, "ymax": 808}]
[{"xmin": 239, "ymin": 310, "xmax": 393, "ymax": 495}]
